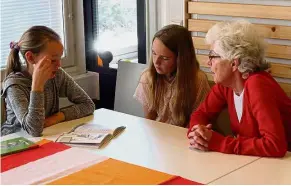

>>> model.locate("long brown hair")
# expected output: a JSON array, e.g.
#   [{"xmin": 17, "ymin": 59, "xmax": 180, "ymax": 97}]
[
  {"xmin": 6, "ymin": 26, "xmax": 61, "ymax": 77},
  {"xmin": 147, "ymin": 24, "xmax": 200, "ymax": 127}
]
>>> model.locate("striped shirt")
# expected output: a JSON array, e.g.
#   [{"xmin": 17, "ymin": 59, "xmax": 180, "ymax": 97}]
[{"xmin": 1, "ymin": 68, "xmax": 95, "ymax": 137}]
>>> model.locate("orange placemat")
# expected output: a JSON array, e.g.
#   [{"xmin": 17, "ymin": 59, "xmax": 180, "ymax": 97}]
[
  {"xmin": 48, "ymin": 158, "xmax": 174, "ymax": 185},
  {"xmin": 36, "ymin": 139, "xmax": 51, "ymax": 146}
]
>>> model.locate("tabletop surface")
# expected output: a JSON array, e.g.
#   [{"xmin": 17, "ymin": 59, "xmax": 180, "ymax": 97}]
[{"xmin": 1, "ymin": 108, "xmax": 262, "ymax": 184}]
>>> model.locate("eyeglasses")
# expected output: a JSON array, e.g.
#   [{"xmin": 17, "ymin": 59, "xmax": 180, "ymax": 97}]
[
  {"xmin": 208, "ymin": 55, "xmax": 221, "ymax": 61},
  {"xmin": 208, "ymin": 50, "xmax": 221, "ymax": 61}
]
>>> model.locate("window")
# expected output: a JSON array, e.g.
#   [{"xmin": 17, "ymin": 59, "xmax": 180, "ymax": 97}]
[
  {"xmin": 93, "ymin": 0, "xmax": 138, "ymax": 59},
  {"xmin": 0, "ymin": 0, "xmax": 75, "ymax": 70}
]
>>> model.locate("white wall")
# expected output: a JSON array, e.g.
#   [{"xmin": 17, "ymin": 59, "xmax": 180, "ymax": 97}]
[
  {"xmin": 157, "ymin": 0, "xmax": 184, "ymax": 29},
  {"xmin": 146, "ymin": 0, "xmax": 184, "ymax": 62}
]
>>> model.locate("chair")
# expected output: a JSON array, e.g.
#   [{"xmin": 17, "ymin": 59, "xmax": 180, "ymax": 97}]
[
  {"xmin": 213, "ymin": 108, "xmax": 232, "ymax": 136},
  {"xmin": 114, "ymin": 61, "xmax": 148, "ymax": 117}
]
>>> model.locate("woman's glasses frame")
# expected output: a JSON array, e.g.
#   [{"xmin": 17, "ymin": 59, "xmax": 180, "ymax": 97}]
[{"xmin": 208, "ymin": 50, "xmax": 221, "ymax": 61}]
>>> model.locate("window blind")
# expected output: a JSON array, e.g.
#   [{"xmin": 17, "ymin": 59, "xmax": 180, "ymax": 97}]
[{"xmin": 1, "ymin": 0, "xmax": 64, "ymax": 68}]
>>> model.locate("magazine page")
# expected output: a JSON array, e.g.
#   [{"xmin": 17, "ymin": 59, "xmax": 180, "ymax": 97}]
[
  {"xmin": 73, "ymin": 124, "xmax": 115, "ymax": 135},
  {"xmin": 56, "ymin": 132, "xmax": 109, "ymax": 144}
]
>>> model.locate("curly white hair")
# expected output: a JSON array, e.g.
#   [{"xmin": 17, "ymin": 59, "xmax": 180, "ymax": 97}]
[{"xmin": 205, "ymin": 20, "xmax": 270, "ymax": 75}]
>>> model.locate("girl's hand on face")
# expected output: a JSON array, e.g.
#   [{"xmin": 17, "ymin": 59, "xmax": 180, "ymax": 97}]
[{"xmin": 31, "ymin": 55, "xmax": 54, "ymax": 92}]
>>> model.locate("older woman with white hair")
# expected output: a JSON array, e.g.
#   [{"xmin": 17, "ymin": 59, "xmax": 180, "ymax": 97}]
[{"xmin": 187, "ymin": 20, "xmax": 291, "ymax": 157}]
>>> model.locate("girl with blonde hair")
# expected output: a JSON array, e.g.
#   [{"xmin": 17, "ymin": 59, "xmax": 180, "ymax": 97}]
[
  {"xmin": 134, "ymin": 24, "xmax": 210, "ymax": 127},
  {"xmin": 2, "ymin": 26, "xmax": 95, "ymax": 137}
]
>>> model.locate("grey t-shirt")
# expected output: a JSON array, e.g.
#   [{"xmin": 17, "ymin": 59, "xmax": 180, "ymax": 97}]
[{"xmin": 1, "ymin": 68, "xmax": 95, "ymax": 136}]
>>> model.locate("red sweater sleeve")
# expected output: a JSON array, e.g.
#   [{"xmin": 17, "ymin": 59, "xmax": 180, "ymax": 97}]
[
  {"xmin": 188, "ymin": 84, "xmax": 227, "ymax": 134},
  {"xmin": 208, "ymin": 77, "xmax": 287, "ymax": 157}
]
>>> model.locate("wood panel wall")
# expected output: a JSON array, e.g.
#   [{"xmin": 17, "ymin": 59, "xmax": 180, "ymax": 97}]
[{"xmin": 184, "ymin": 1, "xmax": 291, "ymax": 97}]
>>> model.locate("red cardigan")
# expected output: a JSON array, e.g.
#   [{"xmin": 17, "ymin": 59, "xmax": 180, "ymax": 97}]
[{"xmin": 189, "ymin": 71, "xmax": 291, "ymax": 157}]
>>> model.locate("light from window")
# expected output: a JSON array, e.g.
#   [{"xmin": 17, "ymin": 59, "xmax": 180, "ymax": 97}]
[
  {"xmin": 93, "ymin": 0, "xmax": 137, "ymax": 56},
  {"xmin": 0, "ymin": 0, "xmax": 64, "ymax": 69}
]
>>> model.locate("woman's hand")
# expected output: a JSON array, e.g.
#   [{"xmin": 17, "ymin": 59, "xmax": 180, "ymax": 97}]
[
  {"xmin": 188, "ymin": 124, "xmax": 212, "ymax": 151},
  {"xmin": 44, "ymin": 112, "xmax": 65, "ymax": 128},
  {"xmin": 32, "ymin": 55, "xmax": 55, "ymax": 92}
]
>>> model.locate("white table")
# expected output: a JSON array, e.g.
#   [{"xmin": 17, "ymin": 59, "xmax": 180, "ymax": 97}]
[
  {"xmin": 1, "ymin": 108, "xmax": 260, "ymax": 184},
  {"xmin": 210, "ymin": 152, "xmax": 291, "ymax": 185}
]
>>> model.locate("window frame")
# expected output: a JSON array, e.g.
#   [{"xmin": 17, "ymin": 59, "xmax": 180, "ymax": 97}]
[
  {"xmin": 137, "ymin": 0, "xmax": 147, "ymax": 64},
  {"xmin": 63, "ymin": 0, "xmax": 87, "ymax": 76},
  {"xmin": 92, "ymin": 0, "xmax": 138, "ymax": 64},
  {"xmin": 62, "ymin": 0, "xmax": 75, "ymax": 68},
  {"xmin": 146, "ymin": 0, "xmax": 158, "ymax": 64}
]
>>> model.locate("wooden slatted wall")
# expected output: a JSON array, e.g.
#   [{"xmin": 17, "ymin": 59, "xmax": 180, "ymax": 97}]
[{"xmin": 184, "ymin": 0, "xmax": 291, "ymax": 97}]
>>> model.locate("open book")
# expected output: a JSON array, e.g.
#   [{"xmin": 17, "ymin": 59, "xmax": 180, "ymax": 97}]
[{"xmin": 55, "ymin": 123, "xmax": 126, "ymax": 148}]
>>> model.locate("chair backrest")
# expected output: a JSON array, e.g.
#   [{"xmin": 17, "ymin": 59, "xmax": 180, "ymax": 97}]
[
  {"xmin": 114, "ymin": 61, "xmax": 148, "ymax": 117},
  {"xmin": 213, "ymin": 108, "xmax": 232, "ymax": 136}
]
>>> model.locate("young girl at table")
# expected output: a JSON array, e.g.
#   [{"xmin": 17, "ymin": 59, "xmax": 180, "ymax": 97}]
[
  {"xmin": 1, "ymin": 26, "xmax": 95, "ymax": 137},
  {"xmin": 134, "ymin": 24, "xmax": 210, "ymax": 127}
]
